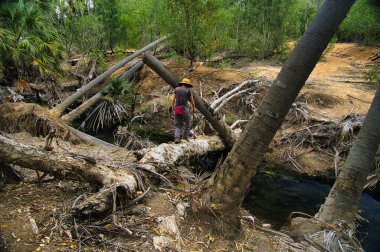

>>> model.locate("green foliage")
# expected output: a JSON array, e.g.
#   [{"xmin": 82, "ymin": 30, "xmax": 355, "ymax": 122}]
[
  {"xmin": 163, "ymin": 0, "xmax": 220, "ymax": 61},
  {"xmin": 236, "ymin": 0, "xmax": 297, "ymax": 58},
  {"xmin": 89, "ymin": 49, "xmax": 107, "ymax": 72},
  {"xmin": 1, "ymin": 0, "xmax": 379, "ymax": 84},
  {"xmin": 338, "ymin": 0, "xmax": 380, "ymax": 45},
  {"xmin": 94, "ymin": 0, "xmax": 128, "ymax": 51},
  {"xmin": 225, "ymin": 114, "xmax": 241, "ymax": 125},
  {"xmin": 219, "ymin": 59, "xmax": 232, "ymax": 69},
  {"xmin": 101, "ymin": 78, "xmax": 132, "ymax": 96},
  {"xmin": 364, "ymin": 63, "xmax": 380, "ymax": 88},
  {"xmin": 0, "ymin": 0, "xmax": 63, "ymax": 82}
]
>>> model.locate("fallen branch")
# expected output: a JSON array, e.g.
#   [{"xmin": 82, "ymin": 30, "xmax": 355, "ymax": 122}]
[
  {"xmin": 69, "ymin": 126, "xmax": 117, "ymax": 148},
  {"xmin": 210, "ymin": 80, "xmax": 257, "ymax": 109},
  {"xmin": 230, "ymin": 120, "xmax": 249, "ymax": 129},
  {"xmin": 214, "ymin": 88, "xmax": 252, "ymax": 112}
]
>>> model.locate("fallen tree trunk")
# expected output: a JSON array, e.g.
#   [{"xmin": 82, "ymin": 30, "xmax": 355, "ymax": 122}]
[
  {"xmin": 143, "ymin": 53, "xmax": 236, "ymax": 148},
  {"xmin": 0, "ymin": 133, "xmax": 225, "ymax": 215},
  {"xmin": 68, "ymin": 126, "xmax": 117, "ymax": 148},
  {"xmin": 0, "ymin": 134, "xmax": 137, "ymax": 215},
  {"xmin": 51, "ymin": 35, "xmax": 169, "ymax": 117},
  {"xmin": 139, "ymin": 135, "xmax": 225, "ymax": 165},
  {"xmin": 62, "ymin": 61, "xmax": 144, "ymax": 123}
]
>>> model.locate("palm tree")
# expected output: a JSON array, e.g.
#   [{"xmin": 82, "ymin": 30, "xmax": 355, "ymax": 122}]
[
  {"xmin": 0, "ymin": 25, "xmax": 15, "ymax": 75},
  {"xmin": 316, "ymin": 86, "xmax": 380, "ymax": 227},
  {"xmin": 207, "ymin": 0, "xmax": 356, "ymax": 211},
  {"xmin": 0, "ymin": 0, "xmax": 62, "ymax": 81}
]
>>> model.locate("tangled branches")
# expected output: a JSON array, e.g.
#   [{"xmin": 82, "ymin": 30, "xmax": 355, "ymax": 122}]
[
  {"xmin": 114, "ymin": 126, "xmax": 153, "ymax": 150},
  {"xmin": 276, "ymin": 115, "xmax": 364, "ymax": 155},
  {"xmin": 275, "ymin": 114, "xmax": 364, "ymax": 173}
]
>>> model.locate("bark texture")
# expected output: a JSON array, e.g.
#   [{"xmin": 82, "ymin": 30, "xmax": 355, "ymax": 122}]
[
  {"xmin": 61, "ymin": 61, "xmax": 144, "ymax": 123},
  {"xmin": 0, "ymin": 134, "xmax": 137, "ymax": 214},
  {"xmin": 139, "ymin": 135, "xmax": 225, "ymax": 165},
  {"xmin": 208, "ymin": 0, "xmax": 356, "ymax": 210},
  {"xmin": 143, "ymin": 53, "xmax": 236, "ymax": 147},
  {"xmin": 0, "ymin": 134, "xmax": 224, "ymax": 215},
  {"xmin": 51, "ymin": 35, "xmax": 168, "ymax": 117},
  {"xmin": 316, "ymin": 86, "xmax": 380, "ymax": 226}
]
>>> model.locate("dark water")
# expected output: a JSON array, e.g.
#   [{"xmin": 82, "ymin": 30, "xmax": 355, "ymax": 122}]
[{"xmin": 243, "ymin": 167, "xmax": 380, "ymax": 252}]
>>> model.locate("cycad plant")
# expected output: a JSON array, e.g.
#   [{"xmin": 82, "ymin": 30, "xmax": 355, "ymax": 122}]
[{"xmin": 0, "ymin": 0, "xmax": 63, "ymax": 83}]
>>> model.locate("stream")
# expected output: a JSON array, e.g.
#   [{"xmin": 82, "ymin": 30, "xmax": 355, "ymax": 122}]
[
  {"xmin": 243, "ymin": 167, "xmax": 380, "ymax": 252},
  {"xmin": 197, "ymin": 154, "xmax": 380, "ymax": 252}
]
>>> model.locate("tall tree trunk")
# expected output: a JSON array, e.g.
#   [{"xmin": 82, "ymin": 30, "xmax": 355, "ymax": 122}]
[
  {"xmin": 143, "ymin": 53, "xmax": 236, "ymax": 148},
  {"xmin": 51, "ymin": 35, "xmax": 168, "ymax": 117},
  {"xmin": 315, "ymin": 87, "xmax": 380, "ymax": 227},
  {"xmin": 61, "ymin": 61, "xmax": 144, "ymax": 123},
  {"xmin": 208, "ymin": 0, "xmax": 356, "ymax": 210}
]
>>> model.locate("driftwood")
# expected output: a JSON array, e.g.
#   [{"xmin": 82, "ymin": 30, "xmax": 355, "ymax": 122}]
[
  {"xmin": 0, "ymin": 133, "xmax": 225, "ymax": 215},
  {"xmin": 51, "ymin": 35, "xmax": 169, "ymax": 117},
  {"xmin": 143, "ymin": 53, "xmax": 236, "ymax": 148}
]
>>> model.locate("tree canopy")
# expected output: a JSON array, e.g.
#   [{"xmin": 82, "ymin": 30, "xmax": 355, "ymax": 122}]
[{"xmin": 0, "ymin": 0, "xmax": 378, "ymax": 83}]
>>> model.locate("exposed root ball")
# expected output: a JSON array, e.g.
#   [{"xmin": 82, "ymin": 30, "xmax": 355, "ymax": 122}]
[{"xmin": 0, "ymin": 102, "xmax": 79, "ymax": 143}]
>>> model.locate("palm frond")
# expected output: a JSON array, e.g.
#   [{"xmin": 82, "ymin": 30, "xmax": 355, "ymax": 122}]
[{"xmin": 81, "ymin": 100, "xmax": 128, "ymax": 132}]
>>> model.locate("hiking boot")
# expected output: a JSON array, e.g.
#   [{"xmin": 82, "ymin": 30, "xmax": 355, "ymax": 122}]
[
  {"xmin": 174, "ymin": 138, "xmax": 181, "ymax": 144},
  {"xmin": 183, "ymin": 137, "xmax": 190, "ymax": 142}
]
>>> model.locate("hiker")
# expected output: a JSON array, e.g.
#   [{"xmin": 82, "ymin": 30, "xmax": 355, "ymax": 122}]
[{"xmin": 171, "ymin": 78, "xmax": 195, "ymax": 143}]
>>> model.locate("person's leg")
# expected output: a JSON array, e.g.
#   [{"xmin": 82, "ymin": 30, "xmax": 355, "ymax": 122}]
[
  {"xmin": 174, "ymin": 115, "xmax": 182, "ymax": 142},
  {"xmin": 183, "ymin": 108, "xmax": 191, "ymax": 140}
]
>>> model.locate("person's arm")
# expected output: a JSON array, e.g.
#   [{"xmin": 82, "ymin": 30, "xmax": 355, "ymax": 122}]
[
  {"xmin": 190, "ymin": 93, "xmax": 195, "ymax": 116},
  {"xmin": 171, "ymin": 90, "xmax": 176, "ymax": 112}
]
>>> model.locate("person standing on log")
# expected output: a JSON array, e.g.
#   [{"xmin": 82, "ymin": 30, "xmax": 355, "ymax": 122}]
[{"xmin": 171, "ymin": 78, "xmax": 195, "ymax": 143}]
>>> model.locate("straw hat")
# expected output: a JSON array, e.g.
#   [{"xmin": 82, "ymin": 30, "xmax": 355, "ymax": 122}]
[{"xmin": 178, "ymin": 78, "xmax": 193, "ymax": 87}]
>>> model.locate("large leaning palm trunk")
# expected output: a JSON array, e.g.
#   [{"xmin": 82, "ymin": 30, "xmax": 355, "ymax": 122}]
[
  {"xmin": 143, "ymin": 53, "xmax": 236, "ymax": 148},
  {"xmin": 316, "ymin": 86, "xmax": 380, "ymax": 227},
  {"xmin": 208, "ymin": 0, "xmax": 356, "ymax": 210}
]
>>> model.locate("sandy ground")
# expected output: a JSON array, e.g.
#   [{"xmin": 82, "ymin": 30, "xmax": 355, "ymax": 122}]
[
  {"xmin": 244, "ymin": 43, "xmax": 377, "ymax": 120},
  {"xmin": 254, "ymin": 43, "xmax": 378, "ymax": 175}
]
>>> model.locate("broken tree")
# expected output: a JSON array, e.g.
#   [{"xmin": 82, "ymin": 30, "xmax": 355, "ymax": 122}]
[
  {"xmin": 143, "ymin": 52, "xmax": 236, "ymax": 148},
  {"xmin": 61, "ymin": 61, "xmax": 144, "ymax": 123},
  {"xmin": 0, "ymin": 133, "xmax": 224, "ymax": 215},
  {"xmin": 51, "ymin": 35, "xmax": 168, "ymax": 117}
]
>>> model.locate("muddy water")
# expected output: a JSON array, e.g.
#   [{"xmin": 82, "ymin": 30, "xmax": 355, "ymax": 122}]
[{"xmin": 243, "ymin": 167, "xmax": 380, "ymax": 252}]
